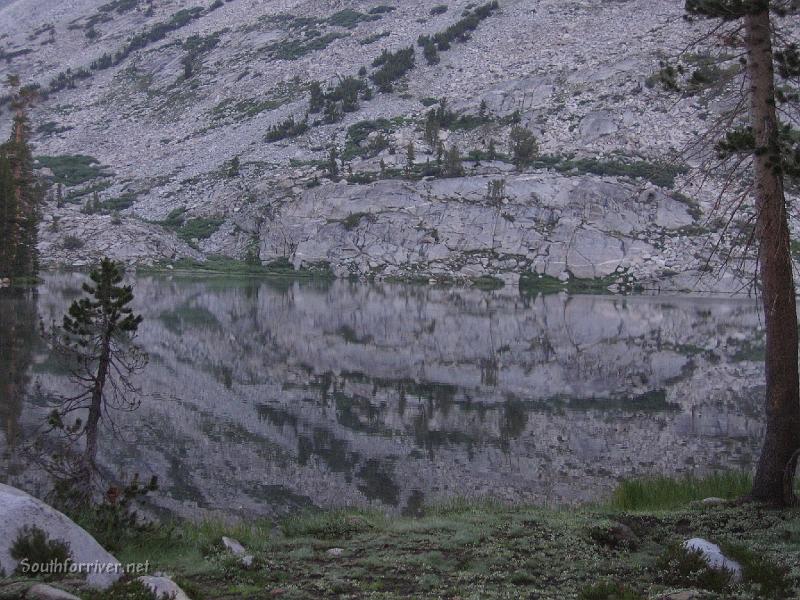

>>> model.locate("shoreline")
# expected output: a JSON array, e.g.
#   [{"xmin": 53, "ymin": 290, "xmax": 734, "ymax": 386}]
[
  {"xmin": 5, "ymin": 473, "xmax": 798, "ymax": 599},
  {"xmin": 17, "ymin": 261, "xmax": 763, "ymax": 301}
]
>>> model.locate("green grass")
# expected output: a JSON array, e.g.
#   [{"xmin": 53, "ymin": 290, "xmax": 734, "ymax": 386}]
[
  {"xmin": 36, "ymin": 155, "xmax": 112, "ymax": 186},
  {"xmin": 176, "ymin": 217, "xmax": 225, "ymax": 243},
  {"xmin": 608, "ymin": 472, "xmax": 753, "ymax": 511},
  {"xmin": 150, "ymin": 208, "xmax": 224, "ymax": 245},
  {"xmin": 326, "ymin": 9, "xmax": 380, "ymax": 28},
  {"xmin": 140, "ymin": 256, "xmax": 334, "ymax": 280},
  {"xmin": 519, "ymin": 272, "xmax": 632, "ymax": 295},
  {"xmin": 533, "ymin": 155, "xmax": 689, "ymax": 189},
  {"xmin": 18, "ymin": 489, "xmax": 800, "ymax": 600},
  {"xmin": 471, "ymin": 275, "xmax": 504, "ymax": 290},
  {"xmin": 266, "ymin": 32, "xmax": 348, "ymax": 60}
]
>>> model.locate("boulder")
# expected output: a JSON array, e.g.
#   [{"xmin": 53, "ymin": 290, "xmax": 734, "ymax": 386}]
[
  {"xmin": 138, "ymin": 576, "xmax": 191, "ymax": 600},
  {"xmin": 700, "ymin": 497, "xmax": 728, "ymax": 506},
  {"xmin": 0, "ymin": 484, "xmax": 121, "ymax": 590},
  {"xmin": 221, "ymin": 536, "xmax": 254, "ymax": 567},
  {"xmin": 682, "ymin": 538, "xmax": 742, "ymax": 582},
  {"xmin": 26, "ymin": 584, "xmax": 82, "ymax": 600},
  {"xmin": 579, "ymin": 111, "xmax": 618, "ymax": 141}
]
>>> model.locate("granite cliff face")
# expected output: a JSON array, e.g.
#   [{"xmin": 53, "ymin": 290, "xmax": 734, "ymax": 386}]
[
  {"xmin": 1, "ymin": 275, "xmax": 766, "ymax": 517},
  {"xmin": 1, "ymin": 0, "xmax": 793, "ymax": 291}
]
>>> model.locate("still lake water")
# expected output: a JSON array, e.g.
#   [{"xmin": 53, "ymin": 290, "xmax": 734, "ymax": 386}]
[{"xmin": 0, "ymin": 273, "xmax": 766, "ymax": 519}]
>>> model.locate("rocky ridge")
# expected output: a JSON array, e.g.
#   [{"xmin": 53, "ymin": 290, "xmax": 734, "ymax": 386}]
[{"xmin": 0, "ymin": 0, "xmax": 795, "ymax": 291}]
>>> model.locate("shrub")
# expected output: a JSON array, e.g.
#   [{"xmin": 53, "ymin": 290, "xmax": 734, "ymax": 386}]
[
  {"xmin": 368, "ymin": 5, "xmax": 396, "ymax": 15},
  {"xmin": 509, "ymin": 126, "xmax": 538, "ymax": 167},
  {"xmin": 430, "ymin": 1, "xmax": 499, "ymax": 50},
  {"xmin": 360, "ymin": 31, "xmax": 390, "ymax": 45},
  {"xmin": 308, "ymin": 81, "xmax": 324, "ymax": 112},
  {"xmin": 55, "ymin": 474, "xmax": 160, "ymax": 553},
  {"xmin": 11, "ymin": 526, "xmax": 72, "ymax": 576},
  {"xmin": 430, "ymin": 5, "xmax": 448, "ymax": 16},
  {"xmin": 83, "ymin": 580, "xmax": 161, "ymax": 600},
  {"xmin": 313, "ymin": 76, "xmax": 368, "ymax": 122},
  {"xmin": 371, "ymin": 46, "xmax": 415, "ymax": 92},
  {"xmin": 724, "ymin": 543, "xmax": 792, "ymax": 598},
  {"xmin": 62, "ymin": 236, "xmax": 85, "ymax": 250},
  {"xmin": 102, "ymin": 192, "xmax": 137, "ymax": 212},
  {"xmin": 36, "ymin": 155, "xmax": 110, "ymax": 187},
  {"xmin": 443, "ymin": 144, "xmax": 464, "ymax": 177},
  {"xmin": 226, "ymin": 156, "xmax": 240, "ymax": 177},
  {"xmin": 266, "ymin": 115, "xmax": 309, "ymax": 142},
  {"xmin": 423, "ymin": 41, "xmax": 440, "ymax": 65},
  {"xmin": 327, "ymin": 9, "xmax": 380, "ymax": 28},
  {"xmin": 267, "ymin": 32, "xmax": 347, "ymax": 60},
  {"xmin": 177, "ymin": 217, "xmax": 224, "ymax": 243},
  {"xmin": 579, "ymin": 582, "xmax": 645, "ymax": 600},
  {"xmin": 656, "ymin": 542, "xmax": 731, "ymax": 592}
]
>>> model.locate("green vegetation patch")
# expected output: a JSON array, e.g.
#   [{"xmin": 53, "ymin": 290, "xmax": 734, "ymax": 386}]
[
  {"xmin": 533, "ymin": 155, "xmax": 689, "ymax": 189},
  {"xmin": 33, "ymin": 487, "xmax": 800, "ymax": 600},
  {"xmin": 327, "ymin": 9, "xmax": 381, "ymax": 29},
  {"xmin": 211, "ymin": 97, "xmax": 287, "ymax": 122},
  {"xmin": 360, "ymin": 31, "xmax": 390, "ymax": 45},
  {"xmin": 371, "ymin": 46, "xmax": 415, "ymax": 92},
  {"xmin": 519, "ymin": 272, "xmax": 630, "ymax": 295},
  {"xmin": 609, "ymin": 472, "xmax": 753, "ymax": 511},
  {"xmin": 36, "ymin": 122, "xmax": 74, "ymax": 136},
  {"xmin": 36, "ymin": 155, "xmax": 112, "ymax": 187},
  {"xmin": 471, "ymin": 275, "xmax": 504, "ymax": 290},
  {"xmin": 153, "ymin": 207, "xmax": 224, "ymax": 245},
  {"xmin": 266, "ymin": 32, "xmax": 348, "ymax": 60},
  {"xmin": 98, "ymin": 0, "xmax": 139, "ymax": 14},
  {"xmin": 144, "ymin": 255, "xmax": 334, "ymax": 280},
  {"xmin": 343, "ymin": 118, "xmax": 396, "ymax": 159}
]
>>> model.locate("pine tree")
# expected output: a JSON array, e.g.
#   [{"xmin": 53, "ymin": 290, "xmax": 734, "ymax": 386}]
[
  {"xmin": 327, "ymin": 146, "xmax": 339, "ymax": 181},
  {"xmin": 424, "ymin": 111, "xmax": 440, "ymax": 148},
  {"xmin": 0, "ymin": 154, "xmax": 17, "ymax": 278},
  {"xmin": 309, "ymin": 81, "xmax": 324, "ymax": 113},
  {"xmin": 443, "ymin": 144, "xmax": 464, "ymax": 178},
  {"xmin": 0, "ymin": 76, "xmax": 40, "ymax": 281},
  {"xmin": 48, "ymin": 258, "xmax": 147, "ymax": 490},
  {"xmin": 479, "ymin": 99, "xmax": 488, "ymax": 120},
  {"xmin": 487, "ymin": 139, "xmax": 497, "ymax": 161},
  {"xmin": 682, "ymin": 0, "xmax": 800, "ymax": 504},
  {"xmin": 405, "ymin": 141, "xmax": 416, "ymax": 175},
  {"xmin": 509, "ymin": 126, "xmax": 538, "ymax": 168}
]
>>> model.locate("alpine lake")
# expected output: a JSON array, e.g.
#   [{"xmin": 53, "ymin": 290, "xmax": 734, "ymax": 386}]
[{"xmin": 0, "ymin": 272, "xmax": 766, "ymax": 520}]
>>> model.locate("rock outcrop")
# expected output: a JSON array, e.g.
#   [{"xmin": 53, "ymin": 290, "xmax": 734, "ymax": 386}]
[
  {"xmin": 0, "ymin": 484, "xmax": 122, "ymax": 589},
  {"xmin": 0, "ymin": 0, "xmax": 792, "ymax": 290}
]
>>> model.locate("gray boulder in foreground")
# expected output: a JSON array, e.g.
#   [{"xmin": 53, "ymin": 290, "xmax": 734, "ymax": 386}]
[
  {"xmin": 221, "ymin": 536, "xmax": 253, "ymax": 567},
  {"xmin": 0, "ymin": 484, "xmax": 122, "ymax": 589},
  {"xmin": 138, "ymin": 576, "xmax": 191, "ymax": 600},
  {"xmin": 682, "ymin": 538, "xmax": 742, "ymax": 582},
  {"xmin": 25, "ymin": 584, "xmax": 82, "ymax": 600}
]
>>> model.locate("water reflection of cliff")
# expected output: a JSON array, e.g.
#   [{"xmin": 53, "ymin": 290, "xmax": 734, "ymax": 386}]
[
  {"xmin": 0, "ymin": 287, "xmax": 38, "ymax": 475},
  {"xmin": 2, "ymin": 274, "xmax": 766, "ymax": 518}
]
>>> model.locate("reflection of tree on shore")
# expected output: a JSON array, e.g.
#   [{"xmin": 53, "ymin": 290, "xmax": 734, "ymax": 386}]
[{"xmin": 0, "ymin": 287, "xmax": 38, "ymax": 464}]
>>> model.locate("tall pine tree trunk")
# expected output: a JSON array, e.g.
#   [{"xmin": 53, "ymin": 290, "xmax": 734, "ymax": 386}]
[
  {"xmin": 82, "ymin": 333, "xmax": 111, "ymax": 488},
  {"xmin": 747, "ymin": 7, "xmax": 800, "ymax": 505}
]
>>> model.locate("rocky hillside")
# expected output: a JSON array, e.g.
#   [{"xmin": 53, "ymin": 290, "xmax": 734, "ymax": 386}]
[{"xmin": 0, "ymin": 0, "xmax": 790, "ymax": 291}]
